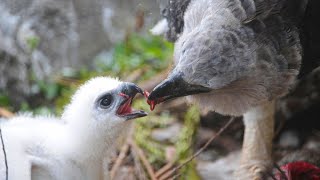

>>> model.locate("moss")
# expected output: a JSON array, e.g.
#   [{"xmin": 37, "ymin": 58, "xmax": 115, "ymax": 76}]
[
  {"xmin": 54, "ymin": 33, "xmax": 173, "ymax": 115},
  {"xmin": 134, "ymin": 121, "xmax": 165, "ymax": 165},
  {"xmin": 175, "ymin": 105, "xmax": 201, "ymax": 180},
  {"xmin": 0, "ymin": 92, "xmax": 10, "ymax": 107},
  {"xmin": 54, "ymin": 85, "xmax": 76, "ymax": 115},
  {"xmin": 94, "ymin": 33, "xmax": 173, "ymax": 80},
  {"xmin": 132, "ymin": 103, "xmax": 202, "ymax": 178},
  {"xmin": 26, "ymin": 36, "xmax": 40, "ymax": 51},
  {"xmin": 5, "ymin": 33, "xmax": 202, "ymax": 176},
  {"xmin": 133, "ymin": 99, "xmax": 167, "ymax": 168}
]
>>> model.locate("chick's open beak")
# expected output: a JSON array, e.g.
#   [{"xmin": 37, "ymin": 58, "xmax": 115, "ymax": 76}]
[
  {"xmin": 117, "ymin": 83, "xmax": 147, "ymax": 120},
  {"xmin": 147, "ymin": 72, "xmax": 211, "ymax": 110}
]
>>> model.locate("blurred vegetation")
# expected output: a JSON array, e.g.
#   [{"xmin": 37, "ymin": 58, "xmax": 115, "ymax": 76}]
[
  {"xmin": 0, "ymin": 33, "xmax": 173, "ymax": 115},
  {"xmin": 0, "ymin": 33, "xmax": 202, "ymax": 178},
  {"xmin": 26, "ymin": 36, "xmax": 40, "ymax": 52},
  {"xmin": 175, "ymin": 106, "xmax": 201, "ymax": 180},
  {"xmin": 134, "ymin": 99, "xmax": 167, "ymax": 167},
  {"xmin": 55, "ymin": 33, "xmax": 173, "ymax": 115},
  {"xmin": 95, "ymin": 34, "xmax": 173, "ymax": 80},
  {"xmin": 0, "ymin": 92, "xmax": 10, "ymax": 107},
  {"xmin": 133, "ymin": 101, "xmax": 201, "ymax": 179}
]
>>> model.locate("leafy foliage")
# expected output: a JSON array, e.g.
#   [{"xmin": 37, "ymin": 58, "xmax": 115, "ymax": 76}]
[
  {"xmin": 26, "ymin": 36, "xmax": 40, "ymax": 51},
  {"xmin": 0, "ymin": 92, "xmax": 10, "ymax": 107},
  {"xmin": 54, "ymin": 33, "xmax": 173, "ymax": 114},
  {"xmin": 175, "ymin": 106, "xmax": 201, "ymax": 180},
  {"xmin": 94, "ymin": 33, "xmax": 173, "ymax": 80},
  {"xmin": 2, "ymin": 33, "xmax": 173, "ymax": 115},
  {"xmin": 1, "ymin": 33, "xmax": 201, "ymax": 178},
  {"xmin": 133, "ymin": 99, "xmax": 170, "ymax": 167}
]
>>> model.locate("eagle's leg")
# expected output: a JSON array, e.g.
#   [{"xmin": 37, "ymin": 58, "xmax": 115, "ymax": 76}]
[{"xmin": 235, "ymin": 100, "xmax": 275, "ymax": 180}]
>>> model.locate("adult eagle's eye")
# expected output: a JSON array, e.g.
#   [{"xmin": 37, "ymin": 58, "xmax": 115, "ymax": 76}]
[{"xmin": 99, "ymin": 94, "xmax": 113, "ymax": 108}]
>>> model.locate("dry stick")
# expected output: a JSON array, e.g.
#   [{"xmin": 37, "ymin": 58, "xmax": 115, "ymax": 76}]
[
  {"xmin": 129, "ymin": 139, "xmax": 157, "ymax": 180},
  {"xmin": 170, "ymin": 172, "xmax": 183, "ymax": 180},
  {"xmin": 155, "ymin": 162, "xmax": 175, "ymax": 178},
  {"xmin": 127, "ymin": 125, "xmax": 147, "ymax": 180},
  {"xmin": 159, "ymin": 117, "xmax": 236, "ymax": 180},
  {"xmin": 274, "ymin": 163, "xmax": 288, "ymax": 180},
  {"xmin": 0, "ymin": 128, "xmax": 8, "ymax": 180},
  {"xmin": 0, "ymin": 107, "xmax": 14, "ymax": 118},
  {"xmin": 54, "ymin": 77, "xmax": 81, "ymax": 86},
  {"xmin": 131, "ymin": 145, "xmax": 148, "ymax": 180},
  {"xmin": 265, "ymin": 171, "xmax": 277, "ymax": 180},
  {"xmin": 124, "ymin": 68, "xmax": 144, "ymax": 82},
  {"xmin": 110, "ymin": 142, "xmax": 130, "ymax": 179},
  {"xmin": 109, "ymin": 125, "xmax": 135, "ymax": 179}
]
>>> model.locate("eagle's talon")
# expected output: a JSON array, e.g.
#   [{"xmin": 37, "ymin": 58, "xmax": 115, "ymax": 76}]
[{"xmin": 235, "ymin": 163, "xmax": 270, "ymax": 180}]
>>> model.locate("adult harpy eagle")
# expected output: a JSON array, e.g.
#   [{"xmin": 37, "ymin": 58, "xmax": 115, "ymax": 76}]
[
  {"xmin": 0, "ymin": 77, "xmax": 147, "ymax": 180},
  {"xmin": 148, "ymin": 0, "xmax": 320, "ymax": 179}
]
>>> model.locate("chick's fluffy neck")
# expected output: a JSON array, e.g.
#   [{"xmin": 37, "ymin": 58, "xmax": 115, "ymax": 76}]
[{"xmin": 60, "ymin": 111, "xmax": 125, "ymax": 163}]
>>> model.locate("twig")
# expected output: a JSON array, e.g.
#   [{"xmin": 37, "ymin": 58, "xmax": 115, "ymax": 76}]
[
  {"xmin": 129, "ymin": 139, "xmax": 157, "ymax": 180},
  {"xmin": 0, "ymin": 107, "xmax": 14, "ymax": 118},
  {"xmin": 125, "ymin": 125, "xmax": 148, "ymax": 179},
  {"xmin": 160, "ymin": 117, "xmax": 236, "ymax": 180},
  {"xmin": 274, "ymin": 163, "xmax": 288, "ymax": 180},
  {"xmin": 159, "ymin": 169, "xmax": 174, "ymax": 180},
  {"xmin": 124, "ymin": 69, "xmax": 144, "ymax": 82},
  {"xmin": 54, "ymin": 77, "xmax": 81, "ymax": 86},
  {"xmin": 131, "ymin": 144, "xmax": 148, "ymax": 180},
  {"xmin": 138, "ymin": 69, "xmax": 169, "ymax": 91},
  {"xmin": 110, "ymin": 142, "xmax": 130, "ymax": 179},
  {"xmin": 0, "ymin": 127, "xmax": 8, "ymax": 180},
  {"xmin": 170, "ymin": 171, "xmax": 183, "ymax": 180},
  {"xmin": 155, "ymin": 162, "xmax": 174, "ymax": 178},
  {"xmin": 135, "ymin": 9, "xmax": 145, "ymax": 31},
  {"xmin": 264, "ymin": 170, "xmax": 277, "ymax": 180}
]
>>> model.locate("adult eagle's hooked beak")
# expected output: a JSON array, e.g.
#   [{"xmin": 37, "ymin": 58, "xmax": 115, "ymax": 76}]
[{"xmin": 147, "ymin": 72, "xmax": 211, "ymax": 110}]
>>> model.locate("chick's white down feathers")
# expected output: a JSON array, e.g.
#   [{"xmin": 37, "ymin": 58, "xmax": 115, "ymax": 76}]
[{"xmin": 0, "ymin": 77, "xmax": 138, "ymax": 180}]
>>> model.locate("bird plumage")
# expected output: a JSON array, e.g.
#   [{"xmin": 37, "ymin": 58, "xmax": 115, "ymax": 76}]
[
  {"xmin": 151, "ymin": 0, "xmax": 303, "ymax": 115},
  {"xmin": 157, "ymin": 0, "xmax": 319, "ymax": 76},
  {"xmin": 0, "ymin": 77, "xmax": 146, "ymax": 180},
  {"xmin": 149, "ymin": 0, "xmax": 318, "ymax": 179}
]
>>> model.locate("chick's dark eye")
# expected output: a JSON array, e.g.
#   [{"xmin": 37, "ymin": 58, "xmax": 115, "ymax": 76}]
[{"xmin": 99, "ymin": 94, "xmax": 113, "ymax": 109}]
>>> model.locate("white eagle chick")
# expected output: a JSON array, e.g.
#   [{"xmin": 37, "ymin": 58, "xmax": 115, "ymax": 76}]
[{"xmin": 0, "ymin": 77, "xmax": 147, "ymax": 180}]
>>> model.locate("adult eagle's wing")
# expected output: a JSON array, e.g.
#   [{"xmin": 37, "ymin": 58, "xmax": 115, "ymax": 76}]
[
  {"xmin": 157, "ymin": 0, "xmax": 191, "ymax": 42},
  {"xmin": 157, "ymin": 0, "xmax": 320, "ymax": 76}
]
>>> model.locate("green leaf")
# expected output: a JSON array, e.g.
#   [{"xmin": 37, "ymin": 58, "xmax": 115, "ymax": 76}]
[
  {"xmin": 45, "ymin": 83, "xmax": 59, "ymax": 100},
  {"xmin": 26, "ymin": 36, "xmax": 40, "ymax": 51},
  {"xmin": 0, "ymin": 93, "xmax": 10, "ymax": 107}
]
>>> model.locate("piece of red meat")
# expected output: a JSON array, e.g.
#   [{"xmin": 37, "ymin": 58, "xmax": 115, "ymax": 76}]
[{"xmin": 276, "ymin": 161, "xmax": 320, "ymax": 180}]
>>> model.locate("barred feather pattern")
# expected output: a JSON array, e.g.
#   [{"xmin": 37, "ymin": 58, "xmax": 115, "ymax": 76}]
[{"xmin": 171, "ymin": 0, "xmax": 302, "ymax": 115}]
